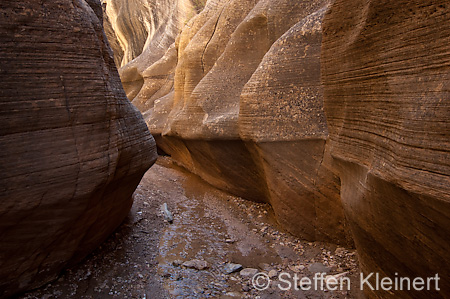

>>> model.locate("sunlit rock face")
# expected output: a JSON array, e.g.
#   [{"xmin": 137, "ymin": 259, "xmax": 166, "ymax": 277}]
[
  {"xmin": 102, "ymin": 0, "xmax": 205, "ymax": 110},
  {"xmin": 119, "ymin": 0, "xmax": 352, "ymax": 245},
  {"xmin": 0, "ymin": 0, "xmax": 157, "ymax": 296},
  {"xmin": 321, "ymin": 0, "xmax": 450, "ymax": 298}
]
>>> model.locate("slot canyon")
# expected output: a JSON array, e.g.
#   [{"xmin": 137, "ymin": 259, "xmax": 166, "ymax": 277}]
[{"xmin": 0, "ymin": 0, "xmax": 448, "ymax": 298}]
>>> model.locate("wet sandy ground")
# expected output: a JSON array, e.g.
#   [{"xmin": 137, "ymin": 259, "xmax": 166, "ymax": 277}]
[{"xmin": 20, "ymin": 157, "xmax": 364, "ymax": 299}]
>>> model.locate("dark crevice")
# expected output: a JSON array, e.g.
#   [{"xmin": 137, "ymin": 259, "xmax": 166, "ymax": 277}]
[{"xmin": 200, "ymin": 3, "xmax": 227, "ymax": 74}]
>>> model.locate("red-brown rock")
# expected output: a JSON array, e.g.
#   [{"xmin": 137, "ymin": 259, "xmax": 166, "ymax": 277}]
[
  {"xmin": 0, "ymin": 0, "xmax": 157, "ymax": 296},
  {"xmin": 321, "ymin": 0, "xmax": 450, "ymax": 297},
  {"xmin": 239, "ymin": 5, "xmax": 350, "ymax": 244}
]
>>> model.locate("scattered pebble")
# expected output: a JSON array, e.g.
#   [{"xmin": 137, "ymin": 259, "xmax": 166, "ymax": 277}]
[
  {"xmin": 172, "ymin": 260, "xmax": 183, "ymax": 267},
  {"xmin": 335, "ymin": 247, "xmax": 346, "ymax": 256},
  {"xmin": 161, "ymin": 203, "xmax": 173, "ymax": 223},
  {"xmin": 258, "ymin": 263, "xmax": 271, "ymax": 271},
  {"xmin": 268, "ymin": 269, "xmax": 278, "ymax": 279},
  {"xmin": 182, "ymin": 259, "xmax": 209, "ymax": 270},
  {"xmin": 239, "ymin": 268, "xmax": 258, "ymax": 277},
  {"xmin": 224, "ymin": 263, "xmax": 243, "ymax": 274},
  {"xmin": 20, "ymin": 158, "xmax": 361, "ymax": 299}
]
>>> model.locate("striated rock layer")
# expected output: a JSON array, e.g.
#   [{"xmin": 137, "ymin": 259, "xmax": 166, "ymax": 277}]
[
  {"xmin": 239, "ymin": 6, "xmax": 349, "ymax": 244},
  {"xmin": 102, "ymin": 0, "xmax": 206, "ymax": 110},
  {"xmin": 321, "ymin": 0, "xmax": 450, "ymax": 298},
  {"xmin": 0, "ymin": 0, "xmax": 157, "ymax": 297},
  {"xmin": 131, "ymin": 0, "xmax": 353, "ymax": 245}
]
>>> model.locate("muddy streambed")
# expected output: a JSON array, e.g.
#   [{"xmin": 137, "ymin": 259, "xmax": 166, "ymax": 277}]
[{"xmin": 21, "ymin": 157, "xmax": 363, "ymax": 299}]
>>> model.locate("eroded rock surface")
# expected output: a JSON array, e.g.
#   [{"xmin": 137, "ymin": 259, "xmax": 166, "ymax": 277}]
[
  {"xmin": 239, "ymin": 5, "xmax": 350, "ymax": 245},
  {"xmin": 122, "ymin": 0, "xmax": 352, "ymax": 245},
  {"xmin": 321, "ymin": 0, "xmax": 450, "ymax": 298},
  {"xmin": 0, "ymin": 0, "xmax": 157, "ymax": 296},
  {"xmin": 102, "ymin": 0, "xmax": 206, "ymax": 109}
]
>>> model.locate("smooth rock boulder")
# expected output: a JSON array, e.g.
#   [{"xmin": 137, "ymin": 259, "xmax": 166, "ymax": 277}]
[
  {"xmin": 0, "ymin": 0, "xmax": 157, "ymax": 296},
  {"xmin": 321, "ymin": 0, "xmax": 450, "ymax": 297}
]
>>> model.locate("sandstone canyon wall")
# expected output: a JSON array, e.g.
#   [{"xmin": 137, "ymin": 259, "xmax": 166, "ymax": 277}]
[
  {"xmin": 107, "ymin": 0, "xmax": 353, "ymax": 246},
  {"xmin": 321, "ymin": 0, "xmax": 450, "ymax": 298},
  {"xmin": 102, "ymin": 0, "xmax": 206, "ymax": 110},
  {"xmin": 0, "ymin": 0, "xmax": 157, "ymax": 297},
  {"xmin": 104, "ymin": 0, "xmax": 449, "ymax": 297}
]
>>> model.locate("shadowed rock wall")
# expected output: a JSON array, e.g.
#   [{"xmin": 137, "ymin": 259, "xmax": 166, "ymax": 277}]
[
  {"xmin": 0, "ymin": 0, "xmax": 157, "ymax": 296},
  {"xmin": 321, "ymin": 0, "xmax": 450, "ymax": 298}
]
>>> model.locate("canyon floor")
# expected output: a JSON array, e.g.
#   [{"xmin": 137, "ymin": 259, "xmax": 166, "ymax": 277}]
[{"xmin": 20, "ymin": 157, "xmax": 364, "ymax": 299}]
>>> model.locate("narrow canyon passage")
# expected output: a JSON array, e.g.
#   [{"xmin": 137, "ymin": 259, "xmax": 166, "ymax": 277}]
[
  {"xmin": 20, "ymin": 157, "xmax": 363, "ymax": 299},
  {"xmin": 1, "ymin": 1, "xmax": 448, "ymax": 298}
]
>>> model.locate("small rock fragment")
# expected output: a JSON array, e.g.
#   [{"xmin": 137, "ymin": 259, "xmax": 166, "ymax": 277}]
[
  {"xmin": 224, "ymin": 263, "xmax": 243, "ymax": 274},
  {"xmin": 161, "ymin": 203, "xmax": 173, "ymax": 223},
  {"xmin": 182, "ymin": 259, "xmax": 209, "ymax": 270},
  {"xmin": 289, "ymin": 264, "xmax": 305, "ymax": 272},
  {"xmin": 239, "ymin": 268, "xmax": 259, "ymax": 277},
  {"xmin": 172, "ymin": 260, "xmax": 183, "ymax": 267},
  {"xmin": 258, "ymin": 263, "xmax": 271, "ymax": 271},
  {"xmin": 335, "ymin": 247, "xmax": 346, "ymax": 256},
  {"xmin": 268, "ymin": 269, "xmax": 278, "ymax": 279}
]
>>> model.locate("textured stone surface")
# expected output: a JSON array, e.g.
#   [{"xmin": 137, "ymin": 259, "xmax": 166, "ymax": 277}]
[
  {"xmin": 239, "ymin": 5, "xmax": 350, "ymax": 244},
  {"xmin": 102, "ymin": 0, "xmax": 206, "ymax": 108},
  {"xmin": 136, "ymin": 0, "xmax": 352, "ymax": 245},
  {"xmin": 164, "ymin": 0, "xmax": 330, "ymax": 139},
  {"xmin": 147, "ymin": 0, "xmax": 273, "ymax": 203},
  {"xmin": 0, "ymin": 0, "xmax": 157, "ymax": 296},
  {"xmin": 321, "ymin": 0, "xmax": 450, "ymax": 298}
]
